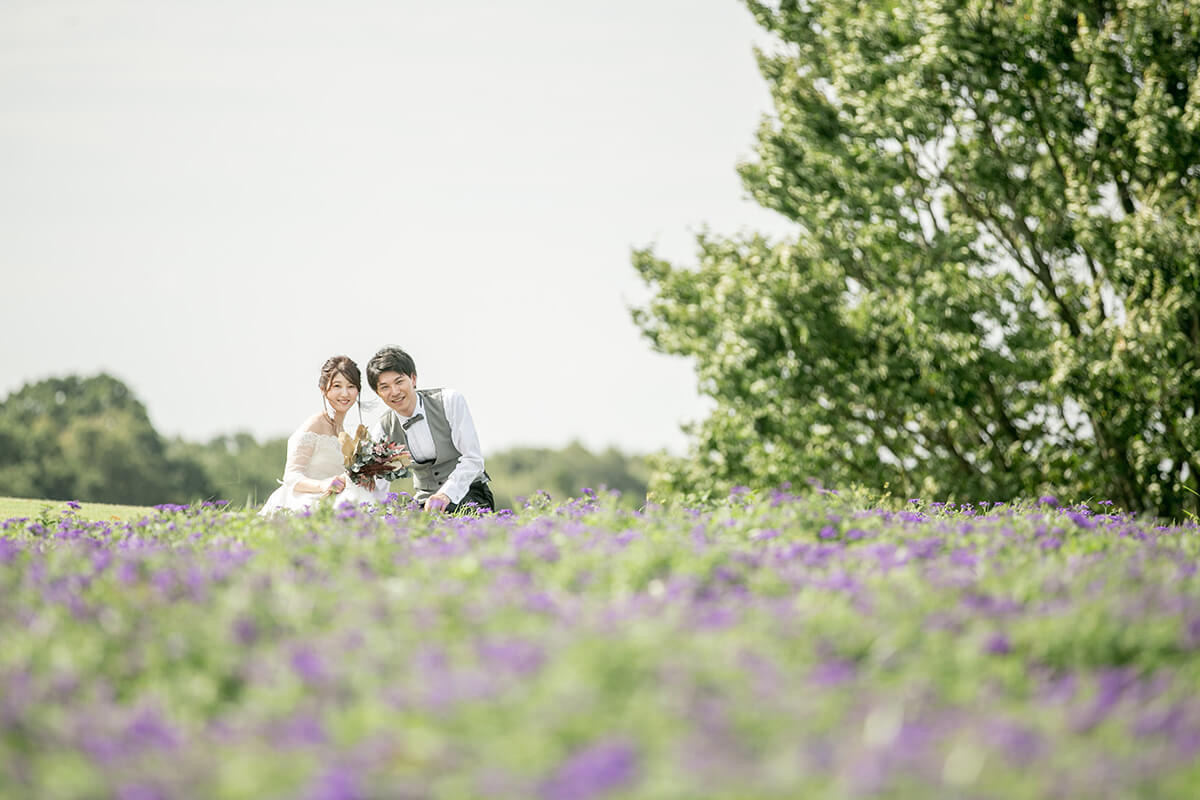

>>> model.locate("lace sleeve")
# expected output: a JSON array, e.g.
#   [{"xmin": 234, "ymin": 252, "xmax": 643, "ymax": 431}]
[{"xmin": 282, "ymin": 431, "xmax": 318, "ymax": 487}]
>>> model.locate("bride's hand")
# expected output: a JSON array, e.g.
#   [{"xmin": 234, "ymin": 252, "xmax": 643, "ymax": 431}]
[{"xmin": 322, "ymin": 475, "xmax": 347, "ymax": 495}]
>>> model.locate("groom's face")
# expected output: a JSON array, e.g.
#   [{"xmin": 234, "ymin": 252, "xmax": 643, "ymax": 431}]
[{"xmin": 375, "ymin": 370, "xmax": 418, "ymax": 417}]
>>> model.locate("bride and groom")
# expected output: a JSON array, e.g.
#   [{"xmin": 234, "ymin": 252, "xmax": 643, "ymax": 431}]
[{"xmin": 259, "ymin": 346, "xmax": 494, "ymax": 516}]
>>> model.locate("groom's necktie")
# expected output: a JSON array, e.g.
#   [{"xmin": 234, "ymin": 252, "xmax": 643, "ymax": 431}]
[{"xmin": 402, "ymin": 413, "xmax": 424, "ymax": 430}]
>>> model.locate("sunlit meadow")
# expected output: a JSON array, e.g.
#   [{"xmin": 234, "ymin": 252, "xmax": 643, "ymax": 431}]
[{"xmin": 3, "ymin": 488, "xmax": 1199, "ymax": 799}]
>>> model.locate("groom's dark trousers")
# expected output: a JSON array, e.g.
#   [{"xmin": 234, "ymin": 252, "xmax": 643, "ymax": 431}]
[{"xmin": 447, "ymin": 480, "xmax": 495, "ymax": 514}]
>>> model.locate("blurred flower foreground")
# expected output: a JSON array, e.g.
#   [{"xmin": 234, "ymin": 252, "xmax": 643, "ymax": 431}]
[{"xmin": 3, "ymin": 490, "xmax": 1199, "ymax": 799}]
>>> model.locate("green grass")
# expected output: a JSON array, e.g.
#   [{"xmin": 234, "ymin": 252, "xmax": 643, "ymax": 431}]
[{"xmin": 0, "ymin": 496, "xmax": 153, "ymax": 522}]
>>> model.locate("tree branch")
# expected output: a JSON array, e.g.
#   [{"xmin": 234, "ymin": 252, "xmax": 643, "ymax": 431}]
[
  {"xmin": 962, "ymin": 403, "xmax": 1013, "ymax": 473},
  {"xmin": 1020, "ymin": 85, "xmax": 1109, "ymax": 322},
  {"xmin": 945, "ymin": 178, "xmax": 1082, "ymax": 338},
  {"xmin": 1086, "ymin": 412, "xmax": 1142, "ymax": 511},
  {"xmin": 934, "ymin": 424, "xmax": 988, "ymax": 485},
  {"xmin": 983, "ymin": 376, "xmax": 1023, "ymax": 444}
]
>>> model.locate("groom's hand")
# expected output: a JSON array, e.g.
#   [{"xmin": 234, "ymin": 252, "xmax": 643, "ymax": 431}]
[{"xmin": 425, "ymin": 493, "xmax": 451, "ymax": 512}]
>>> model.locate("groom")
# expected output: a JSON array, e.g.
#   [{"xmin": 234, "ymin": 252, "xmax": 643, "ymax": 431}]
[{"xmin": 366, "ymin": 345, "xmax": 494, "ymax": 513}]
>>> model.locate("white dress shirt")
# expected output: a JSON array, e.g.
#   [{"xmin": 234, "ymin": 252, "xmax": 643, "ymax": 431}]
[{"xmin": 371, "ymin": 389, "xmax": 486, "ymax": 504}]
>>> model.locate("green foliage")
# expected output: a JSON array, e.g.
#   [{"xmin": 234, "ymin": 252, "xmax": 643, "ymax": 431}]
[
  {"xmin": 369, "ymin": 441, "xmax": 648, "ymax": 511},
  {"xmin": 633, "ymin": 0, "xmax": 1200, "ymax": 518},
  {"xmin": 484, "ymin": 440, "xmax": 649, "ymax": 510},
  {"xmin": 167, "ymin": 433, "xmax": 287, "ymax": 509},
  {"xmin": 0, "ymin": 374, "xmax": 216, "ymax": 505}
]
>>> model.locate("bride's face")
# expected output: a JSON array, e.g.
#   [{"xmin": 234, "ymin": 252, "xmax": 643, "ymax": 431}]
[
  {"xmin": 324, "ymin": 372, "xmax": 359, "ymax": 414},
  {"xmin": 375, "ymin": 370, "xmax": 417, "ymax": 417}
]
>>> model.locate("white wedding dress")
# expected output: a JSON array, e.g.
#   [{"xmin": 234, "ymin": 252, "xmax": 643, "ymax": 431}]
[{"xmin": 259, "ymin": 429, "xmax": 384, "ymax": 515}]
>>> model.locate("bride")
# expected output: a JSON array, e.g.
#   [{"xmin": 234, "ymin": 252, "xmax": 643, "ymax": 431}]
[{"xmin": 259, "ymin": 355, "xmax": 387, "ymax": 515}]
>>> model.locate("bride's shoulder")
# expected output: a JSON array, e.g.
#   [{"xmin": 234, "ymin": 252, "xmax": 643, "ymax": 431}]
[{"xmin": 292, "ymin": 414, "xmax": 338, "ymax": 440}]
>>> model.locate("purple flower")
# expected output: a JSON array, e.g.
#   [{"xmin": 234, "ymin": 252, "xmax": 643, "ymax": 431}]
[
  {"xmin": 985, "ymin": 720, "xmax": 1042, "ymax": 766},
  {"xmin": 769, "ymin": 488, "xmax": 794, "ymax": 507},
  {"xmin": 909, "ymin": 537, "xmax": 943, "ymax": 559},
  {"xmin": 66, "ymin": 500, "xmax": 82, "ymax": 510},
  {"xmin": 1039, "ymin": 495, "xmax": 1059, "ymax": 507},
  {"xmin": 0, "ymin": 538, "xmax": 20, "ymax": 564},
  {"xmin": 305, "ymin": 766, "xmax": 364, "ymax": 800},
  {"xmin": 116, "ymin": 784, "xmax": 168, "ymax": 800},
  {"xmin": 539, "ymin": 740, "xmax": 638, "ymax": 800},
  {"xmin": 152, "ymin": 569, "xmax": 177, "ymax": 597},
  {"xmin": 1067, "ymin": 511, "xmax": 1097, "ymax": 529},
  {"xmin": 1182, "ymin": 617, "xmax": 1200, "ymax": 650},
  {"xmin": 950, "ymin": 548, "xmax": 977, "ymax": 568},
  {"xmin": 476, "ymin": 638, "xmax": 545, "ymax": 676},
  {"xmin": 525, "ymin": 592, "xmax": 557, "ymax": 614},
  {"xmin": 614, "ymin": 530, "xmax": 640, "ymax": 546},
  {"xmin": 116, "ymin": 560, "xmax": 141, "ymax": 585},
  {"xmin": 810, "ymin": 659, "xmax": 856, "ymax": 686},
  {"xmin": 1132, "ymin": 707, "xmax": 1185, "ymax": 738},
  {"xmin": 232, "ymin": 617, "xmax": 258, "ymax": 646},
  {"xmin": 984, "ymin": 633, "xmax": 1011, "ymax": 655},
  {"xmin": 1039, "ymin": 671, "xmax": 1078, "ymax": 704},
  {"xmin": 694, "ymin": 604, "xmax": 739, "ymax": 629},
  {"xmin": 278, "ymin": 712, "xmax": 327, "ymax": 747},
  {"xmin": 127, "ymin": 707, "xmax": 181, "ymax": 751},
  {"xmin": 290, "ymin": 647, "xmax": 327, "ymax": 685}
]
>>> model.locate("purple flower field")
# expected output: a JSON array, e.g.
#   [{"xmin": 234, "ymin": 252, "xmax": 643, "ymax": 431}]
[{"xmin": 2, "ymin": 489, "xmax": 1199, "ymax": 799}]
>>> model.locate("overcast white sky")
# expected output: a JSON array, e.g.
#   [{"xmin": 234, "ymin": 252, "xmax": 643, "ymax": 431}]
[{"xmin": 1, "ymin": 0, "xmax": 791, "ymax": 454}]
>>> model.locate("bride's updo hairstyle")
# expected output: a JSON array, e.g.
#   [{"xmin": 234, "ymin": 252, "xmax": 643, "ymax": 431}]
[{"xmin": 319, "ymin": 355, "xmax": 362, "ymax": 393}]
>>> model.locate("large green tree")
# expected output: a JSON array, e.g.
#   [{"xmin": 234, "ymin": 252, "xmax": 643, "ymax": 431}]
[
  {"xmin": 634, "ymin": 0, "xmax": 1200, "ymax": 516},
  {"xmin": 0, "ymin": 374, "xmax": 214, "ymax": 505}
]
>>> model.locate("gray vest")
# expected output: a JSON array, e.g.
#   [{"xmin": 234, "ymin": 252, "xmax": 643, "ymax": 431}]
[{"xmin": 379, "ymin": 388, "xmax": 481, "ymax": 499}]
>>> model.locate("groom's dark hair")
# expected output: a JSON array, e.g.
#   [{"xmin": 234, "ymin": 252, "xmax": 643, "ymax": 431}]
[{"xmin": 367, "ymin": 346, "xmax": 417, "ymax": 391}]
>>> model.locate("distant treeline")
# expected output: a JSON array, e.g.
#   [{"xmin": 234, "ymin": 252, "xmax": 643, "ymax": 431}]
[{"xmin": 0, "ymin": 374, "xmax": 648, "ymax": 510}]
